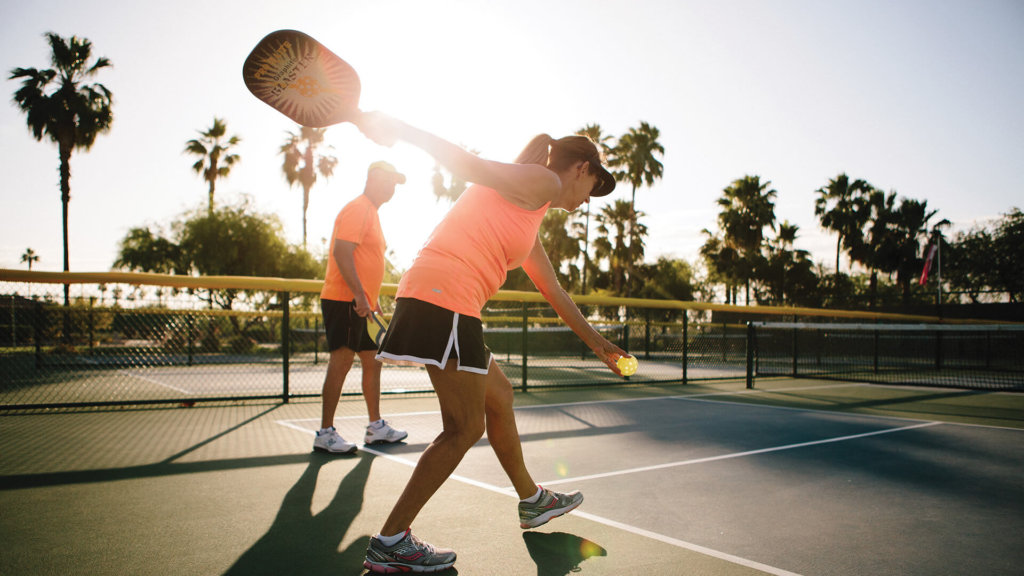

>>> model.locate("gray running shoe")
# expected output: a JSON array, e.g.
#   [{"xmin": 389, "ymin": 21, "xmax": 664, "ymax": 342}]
[
  {"xmin": 519, "ymin": 487, "xmax": 584, "ymax": 529},
  {"xmin": 364, "ymin": 420, "xmax": 408, "ymax": 445},
  {"xmin": 364, "ymin": 530, "xmax": 456, "ymax": 573},
  {"xmin": 312, "ymin": 427, "xmax": 357, "ymax": 454}
]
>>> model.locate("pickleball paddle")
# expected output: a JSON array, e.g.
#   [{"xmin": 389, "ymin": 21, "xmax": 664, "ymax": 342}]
[{"xmin": 243, "ymin": 29, "xmax": 361, "ymax": 127}]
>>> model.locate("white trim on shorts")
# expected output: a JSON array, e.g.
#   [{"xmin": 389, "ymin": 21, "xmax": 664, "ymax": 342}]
[{"xmin": 376, "ymin": 312, "xmax": 492, "ymax": 375}]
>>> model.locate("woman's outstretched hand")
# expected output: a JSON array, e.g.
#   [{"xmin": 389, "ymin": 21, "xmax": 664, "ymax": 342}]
[{"xmin": 354, "ymin": 111, "xmax": 400, "ymax": 147}]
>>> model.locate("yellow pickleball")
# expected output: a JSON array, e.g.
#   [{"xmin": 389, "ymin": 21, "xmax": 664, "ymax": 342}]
[{"xmin": 616, "ymin": 355, "xmax": 638, "ymax": 376}]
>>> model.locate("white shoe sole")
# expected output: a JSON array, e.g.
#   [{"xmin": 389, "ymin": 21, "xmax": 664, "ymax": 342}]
[
  {"xmin": 364, "ymin": 431, "xmax": 409, "ymax": 445},
  {"xmin": 313, "ymin": 444, "xmax": 357, "ymax": 454}
]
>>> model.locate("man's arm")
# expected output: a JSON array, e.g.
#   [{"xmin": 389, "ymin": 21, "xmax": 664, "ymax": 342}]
[{"xmin": 334, "ymin": 239, "xmax": 372, "ymax": 317}]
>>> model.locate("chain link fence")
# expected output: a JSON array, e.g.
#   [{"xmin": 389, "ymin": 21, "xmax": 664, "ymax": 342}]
[{"xmin": 1, "ymin": 271, "xmax": 951, "ymax": 410}]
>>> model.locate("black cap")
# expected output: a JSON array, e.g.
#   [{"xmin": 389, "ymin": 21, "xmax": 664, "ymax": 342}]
[{"xmin": 588, "ymin": 158, "xmax": 616, "ymax": 197}]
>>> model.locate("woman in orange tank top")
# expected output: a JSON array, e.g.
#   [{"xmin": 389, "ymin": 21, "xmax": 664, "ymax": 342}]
[{"xmin": 356, "ymin": 112, "xmax": 630, "ymax": 573}]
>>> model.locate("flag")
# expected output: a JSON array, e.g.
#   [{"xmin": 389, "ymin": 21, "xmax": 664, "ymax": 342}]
[{"xmin": 919, "ymin": 242, "xmax": 938, "ymax": 285}]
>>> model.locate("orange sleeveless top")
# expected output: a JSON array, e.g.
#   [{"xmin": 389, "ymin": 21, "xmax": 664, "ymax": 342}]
[{"xmin": 397, "ymin": 185, "xmax": 549, "ymax": 317}]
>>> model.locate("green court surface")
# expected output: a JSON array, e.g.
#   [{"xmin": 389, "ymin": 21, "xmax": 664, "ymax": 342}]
[{"xmin": 1, "ymin": 378, "xmax": 1022, "ymax": 575}]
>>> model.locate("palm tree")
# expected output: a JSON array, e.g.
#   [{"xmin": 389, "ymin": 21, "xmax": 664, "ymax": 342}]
[
  {"xmin": 10, "ymin": 32, "xmax": 114, "ymax": 309},
  {"xmin": 891, "ymin": 199, "xmax": 942, "ymax": 303},
  {"xmin": 20, "ymin": 248, "xmax": 40, "ymax": 271},
  {"xmin": 280, "ymin": 126, "xmax": 338, "ymax": 248},
  {"xmin": 539, "ymin": 210, "xmax": 581, "ymax": 290},
  {"xmin": 574, "ymin": 124, "xmax": 616, "ymax": 294},
  {"xmin": 185, "ymin": 117, "xmax": 241, "ymax": 215},
  {"xmin": 856, "ymin": 189, "xmax": 900, "ymax": 307},
  {"xmin": 593, "ymin": 200, "xmax": 646, "ymax": 295},
  {"xmin": 609, "ymin": 121, "xmax": 664, "ymax": 210},
  {"xmin": 700, "ymin": 231, "xmax": 740, "ymax": 304},
  {"xmin": 814, "ymin": 173, "xmax": 873, "ymax": 275},
  {"xmin": 716, "ymin": 175, "xmax": 777, "ymax": 304},
  {"xmin": 762, "ymin": 221, "xmax": 814, "ymax": 304}
]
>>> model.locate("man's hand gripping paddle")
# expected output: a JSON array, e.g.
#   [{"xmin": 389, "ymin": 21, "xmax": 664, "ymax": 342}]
[{"xmin": 367, "ymin": 312, "xmax": 388, "ymax": 348}]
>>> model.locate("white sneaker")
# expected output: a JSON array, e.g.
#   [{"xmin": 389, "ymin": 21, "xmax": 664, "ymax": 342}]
[
  {"xmin": 313, "ymin": 427, "xmax": 357, "ymax": 454},
  {"xmin": 364, "ymin": 420, "xmax": 408, "ymax": 445}
]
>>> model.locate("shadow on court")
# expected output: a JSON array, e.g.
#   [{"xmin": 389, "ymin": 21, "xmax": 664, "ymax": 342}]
[
  {"xmin": 3, "ymin": 381, "xmax": 1023, "ymax": 576},
  {"xmin": 225, "ymin": 452, "xmax": 372, "ymax": 576},
  {"xmin": 523, "ymin": 532, "xmax": 607, "ymax": 576}
]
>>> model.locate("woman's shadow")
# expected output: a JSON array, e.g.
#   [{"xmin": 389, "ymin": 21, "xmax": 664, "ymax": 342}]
[
  {"xmin": 523, "ymin": 532, "xmax": 607, "ymax": 576},
  {"xmin": 224, "ymin": 451, "xmax": 373, "ymax": 576}
]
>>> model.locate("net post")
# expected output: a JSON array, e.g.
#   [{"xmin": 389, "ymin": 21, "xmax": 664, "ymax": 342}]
[
  {"xmin": 722, "ymin": 322, "xmax": 728, "ymax": 363},
  {"xmin": 644, "ymin": 309, "xmax": 651, "ymax": 360},
  {"xmin": 88, "ymin": 297, "xmax": 95, "ymax": 351},
  {"xmin": 746, "ymin": 322, "xmax": 755, "ymax": 389},
  {"xmin": 682, "ymin": 310, "xmax": 689, "ymax": 385},
  {"xmin": 873, "ymin": 327, "xmax": 880, "ymax": 373},
  {"xmin": 187, "ymin": 314, "xmax": 195, "ymax": 366},
  {"xmin": 281, "ymin": 291, "xmax": 290, "ymax": 403},
  {"xmin": 34, "ymin": 300, "xmax": 43, "ymax": 370},
  {"xmin": 521, "ymin": 301, "xmax": 528, "ymax": 393},
  {"xmin": 985, "ymin": 332, "xmax": 992, "ymax": 370},
  {"xmin": 791, "ymin": 326, "xmax": 798, "ymax": 377},
  {"xmin": 622, "ymin": 312, "xmax": 630, "ymax": 352}
]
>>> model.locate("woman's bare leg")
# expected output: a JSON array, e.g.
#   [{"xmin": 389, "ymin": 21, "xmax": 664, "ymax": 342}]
[
  {"xmin": 379, "ymin": 361, "xmax": 486, "ymax": 535},
  {"xmin": 483, "ymin": 358, "xmax": 538, "ymax": 499}
]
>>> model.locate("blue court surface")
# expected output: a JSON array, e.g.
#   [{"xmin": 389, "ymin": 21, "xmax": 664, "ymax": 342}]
[{"xmin": 1, "ymin": 378, "xmax": 1022, "ymax": 575}]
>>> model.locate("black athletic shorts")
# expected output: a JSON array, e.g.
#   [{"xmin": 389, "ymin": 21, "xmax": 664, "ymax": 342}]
[
  {"xmin": 321, "ymin": 299, "xmax": 377, "ymax": 353},
  {"xmin": 376, "ymin": 297, "xmax": 491, "ymax": 374}
]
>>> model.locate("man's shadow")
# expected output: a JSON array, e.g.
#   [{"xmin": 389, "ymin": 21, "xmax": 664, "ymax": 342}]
[
  {"xmin": 523, "ymin": 532, "xmax": 607, "ymax": 576},
  {"xmin": 224, "ymin": 451, "xmax": 373, "ymax": 576}
]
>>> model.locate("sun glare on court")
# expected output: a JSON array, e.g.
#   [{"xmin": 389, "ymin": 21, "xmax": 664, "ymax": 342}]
[{"xmin": 555, "ymin": 459, "xmax": 569, "ymax": 478}]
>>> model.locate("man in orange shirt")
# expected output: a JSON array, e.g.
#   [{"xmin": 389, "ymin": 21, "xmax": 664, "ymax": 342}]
[{"xmin": 314, "ymin": 161, "xmax": 408, "ymax": 454}]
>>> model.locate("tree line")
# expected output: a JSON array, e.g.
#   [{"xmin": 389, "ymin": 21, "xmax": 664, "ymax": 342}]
[{"xmin": 11, "ymin": 32, "xmax": 1023, "ymax": 315}]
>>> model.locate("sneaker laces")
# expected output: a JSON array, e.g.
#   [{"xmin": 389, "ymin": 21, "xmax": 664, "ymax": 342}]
[{"xmin": 407, "ymin": 532, "xmax": 434, "ymax": 554}]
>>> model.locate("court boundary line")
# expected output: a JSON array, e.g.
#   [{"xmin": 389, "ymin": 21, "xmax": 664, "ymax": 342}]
[
  {"xmin": 533, "ymin": 421, "xmax": 942, "ymax": 487},
  {"xmin": 670, "ymin": 392, "xmax": 1024, "ymax": 431},
  {"xmin": 278, "ymin": 380, "xmax": 1019, "ymax": 432},
  {"xmin": 274, "ymin": 419, "xmax": 803, "ymax": 576},
  {"xmin": 568, "ymin": 509, "xmax": 803, "ymax": 576},
  {"xmin": 116, "ymin": 369, "xmax": 193, "ymax": 395}
]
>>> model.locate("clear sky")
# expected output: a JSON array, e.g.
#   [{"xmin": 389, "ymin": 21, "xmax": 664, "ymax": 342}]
[{"xmin": 2, "ymin": 0, "xmax": 1022, "ymax": 277}]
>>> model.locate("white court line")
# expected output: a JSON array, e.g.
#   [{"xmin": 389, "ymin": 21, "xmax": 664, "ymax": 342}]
[
  {"xmin": 534, "ymin": 421, "xmax": 942, "ymax": 487},
  {"xmin": 276, "ymin": 418, "xmax": 803, "ymax": 575},
  {"xmin": 570, "ymin": 509, "xmax": 804, "ymax": 576},
  {"xmin": 276, "ymin": 416, "xmax": 802, "ymax": 573},
  {"xmin": 513, "ymin": 382, "xmax": 868, "ymax": 412},
  {"xmin": 117, "ymin": 369, "xmax": 193, "ymax": 395},
  {"xmin": 274, "ymin": 386, "xmax": 950, "ymax": 576},
  {"xmin": 276, "ymin": 419, "xmax": 517, "ymax": 497}
]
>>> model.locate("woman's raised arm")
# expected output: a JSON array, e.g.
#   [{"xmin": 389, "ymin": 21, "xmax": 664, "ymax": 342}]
[
  {"xmin": 521, "ymin": 236, "xmax": 627, "ymax": 375},
  {"xmin": 355, "ymin": 111, "xmax": 559, "ymax": 209}
]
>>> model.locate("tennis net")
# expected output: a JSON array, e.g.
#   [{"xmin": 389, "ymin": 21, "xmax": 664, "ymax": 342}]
[{"xmin": 749, "ymin": 322, "xmax": 1024, "ymax": 391}]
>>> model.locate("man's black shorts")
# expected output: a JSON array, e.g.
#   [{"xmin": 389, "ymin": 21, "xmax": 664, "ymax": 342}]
[{"xmin": 321, "ymin": 299, "xmax": 377, "ymax": 352}]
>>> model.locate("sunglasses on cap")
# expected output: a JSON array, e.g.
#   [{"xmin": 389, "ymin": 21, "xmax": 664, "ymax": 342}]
[{"xmin": 586, "ymin": 155, "xmax": 616, "ymax": 197}]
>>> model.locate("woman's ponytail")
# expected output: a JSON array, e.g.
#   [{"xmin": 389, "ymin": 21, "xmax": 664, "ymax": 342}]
[{"xmin": 514, "ymin": 134, "xmax": 553, "ymax": 165}]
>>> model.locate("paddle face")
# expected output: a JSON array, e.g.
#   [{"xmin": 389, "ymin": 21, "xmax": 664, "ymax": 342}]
[
  {"xmin": 242, "ymin": 29, "xmax": 361, "ymax": 127},
  {"xmin": 367, "ymin": 312, "xmax": 388, "ymax": 347}
]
